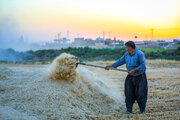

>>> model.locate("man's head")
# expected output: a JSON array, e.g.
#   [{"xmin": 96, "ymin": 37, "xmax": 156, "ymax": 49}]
[{"xmin": 125, "ymin": 41, "xmax": 136, "ymax": 54}]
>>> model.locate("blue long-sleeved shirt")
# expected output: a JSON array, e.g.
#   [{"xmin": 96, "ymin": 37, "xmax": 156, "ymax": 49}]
[{"xmin": 112, "ymin": 49, "xmax": 146, "ymax": 76}]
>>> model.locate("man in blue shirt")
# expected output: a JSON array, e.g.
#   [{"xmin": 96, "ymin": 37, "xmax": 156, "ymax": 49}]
[{"xmin": 105, "ymin": 41, "xmax": 148, "ymax": 114}]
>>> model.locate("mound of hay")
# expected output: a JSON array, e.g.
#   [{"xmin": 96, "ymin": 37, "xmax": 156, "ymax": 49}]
[{"xmin": 49, "ymin": 53, "xmax": 78, "ymax": 82}]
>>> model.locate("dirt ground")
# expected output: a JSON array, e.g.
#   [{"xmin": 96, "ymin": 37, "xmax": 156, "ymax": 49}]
[{"xmin": 0, "ymin": 60, "xmax": 180, "ymax": 120}]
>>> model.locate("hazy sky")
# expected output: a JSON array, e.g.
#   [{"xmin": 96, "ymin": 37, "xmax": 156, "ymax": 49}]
[{"xmin": 0, "ymin": 0, "xmax": 180, "ymax": 42}]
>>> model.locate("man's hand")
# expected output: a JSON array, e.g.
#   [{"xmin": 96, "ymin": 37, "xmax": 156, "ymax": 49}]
[
  {"xmin": 129, "ymin": 69, "xmax": 138, "ymax": 75},
  {"xmin": 105, "ymin": 65, "xmax": 113, "ymax": 70}
]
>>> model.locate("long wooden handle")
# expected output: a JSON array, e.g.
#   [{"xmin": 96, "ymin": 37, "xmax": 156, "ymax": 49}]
[{"xmin": 77, "ymin": 62, "xmax": 129, "ymax": 72}]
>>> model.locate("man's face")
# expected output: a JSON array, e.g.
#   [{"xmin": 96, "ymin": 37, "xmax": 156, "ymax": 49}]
[{"xmin": 125, "ymin": 46, "xmax": 132, "ymax": 53}]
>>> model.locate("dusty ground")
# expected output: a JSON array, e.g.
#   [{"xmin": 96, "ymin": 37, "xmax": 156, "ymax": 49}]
[{"xmin": 0, "ymin": 60, "xmax": 180, "ymax": 120}]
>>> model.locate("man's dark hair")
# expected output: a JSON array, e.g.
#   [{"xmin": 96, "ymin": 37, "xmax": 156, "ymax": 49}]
[{"xmin": 125, "ymin": 41, "xmax": 136, "ymax": 49}]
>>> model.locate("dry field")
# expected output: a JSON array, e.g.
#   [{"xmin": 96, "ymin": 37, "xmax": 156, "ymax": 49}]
[
  {"xmin": 90, "ymin": 60, "xmax": 180, "ymax": 119},
  {"xmin": 0, "ymin": 59, "xmax": 180, "ymax": 120}
]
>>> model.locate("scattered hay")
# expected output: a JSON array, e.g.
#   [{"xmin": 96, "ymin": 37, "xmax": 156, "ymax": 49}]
[
  {"xmin": 149, "ymin": 91, "xmax": 179, "ymax": 98},
  {"xmin": 49, "ymin": 53, "xmax": 78, "ymax": 82},
  {"xmin": 170, "ymin": 81, "xmax": 180, "ymax": 86},
  {"xmin": 148, "ymin": 77, "xmax": 162, "ymax": 80},
  {"xmin": 0, "ymin": 67, "xmax": 12, "ymax": 80}
]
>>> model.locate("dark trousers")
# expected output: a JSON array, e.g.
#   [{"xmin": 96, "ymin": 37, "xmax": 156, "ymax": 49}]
[{"xmin": 125, "ymin": 73, "xmax": 148, "ymax": 113}]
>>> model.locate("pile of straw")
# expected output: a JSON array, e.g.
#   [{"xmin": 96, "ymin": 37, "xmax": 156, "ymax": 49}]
[{"xmin": 49, "ymin": 53, "xmax": 78, "ymax": 82}]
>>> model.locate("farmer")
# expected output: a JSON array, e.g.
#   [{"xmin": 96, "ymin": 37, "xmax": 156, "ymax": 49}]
[{"xmin": 105, "ymin": 41, "xmax": 148, "ymax": 114}]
